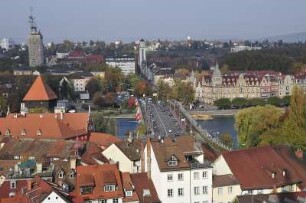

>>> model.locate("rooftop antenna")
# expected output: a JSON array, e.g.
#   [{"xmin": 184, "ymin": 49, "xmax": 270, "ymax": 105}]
[{"xmin": 29, "ymin": 7, "xmax": 37, "ymax": 33}]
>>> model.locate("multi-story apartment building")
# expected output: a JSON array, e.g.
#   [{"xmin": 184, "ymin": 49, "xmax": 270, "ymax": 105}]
[
  {"xmin": 144, "ymin": 136, "xmax": 213, "ymax": 203},
  {"xmin": 106, "ymin": 57, "xmax": 135, "ymax": 75},
  {"xmin": 187, "ymin": 64, "xmax": 305, "ymax": 104}
]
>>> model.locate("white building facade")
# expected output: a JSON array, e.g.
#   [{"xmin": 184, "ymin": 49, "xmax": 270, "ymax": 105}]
[{"xmin": 144, "ymin": 137, "xmax": 213, "ymax": 203}]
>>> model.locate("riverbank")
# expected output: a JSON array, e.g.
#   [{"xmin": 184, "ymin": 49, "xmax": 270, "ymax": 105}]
[{"xmin": 189, "ymin": 109, "xmax": 239, "ymax": 117}]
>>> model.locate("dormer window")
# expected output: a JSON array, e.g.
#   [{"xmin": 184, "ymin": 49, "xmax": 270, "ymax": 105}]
[
  {"xmin": 21, "ymin": 129, "xmax": 26, "ymax": 136},
  {"xmin": 104, "ymin": 184, "xmax": 115, "ymax": 192},
  {"xmin": 80, "ymin": 186, "xmax": 93, "ymax": 194},
  {"xmin": 10, "ymin": 180, "xmax": 16, "ymax": 189},
  {"xmin": 58, "ymin": 171, "xmax": 64, "ymax": 179},
  {"xmin": 5, "ymin": 130, "xmax": 10, "ymax": 136},
  {"xmin": 125, "ymin": 190, "xmax": 133, "ymax": 197},
  {"xmin": 37, "ymin": 129, "xmax": 42, "ymax": 136},
  {"xmin": 167, "ymin": 155, "xmax": 178, "ymax": 166}
]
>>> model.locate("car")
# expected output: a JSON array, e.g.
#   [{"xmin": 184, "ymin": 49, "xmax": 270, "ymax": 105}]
[{"xmin": 168, "ymin": 129, "xmax": 172, "ymax": 133}]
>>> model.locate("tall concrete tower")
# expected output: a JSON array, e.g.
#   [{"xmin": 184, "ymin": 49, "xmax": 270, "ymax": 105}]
[
  {"xmin": 138, "ymin": 39, "xmax": 147, "ymax": 77},
  {"xmin": 28, "ymin": 9, "xmax": 44, "ymax": 67}
]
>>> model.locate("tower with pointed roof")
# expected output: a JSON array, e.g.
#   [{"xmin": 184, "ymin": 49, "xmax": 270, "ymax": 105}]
[
  {"xmin": 28, "ymin": 9, "xmax": 44, "ymax": 67},
  {"xmin": 22, "ymin": 75, "xmax": 58, "ymax": 112}
]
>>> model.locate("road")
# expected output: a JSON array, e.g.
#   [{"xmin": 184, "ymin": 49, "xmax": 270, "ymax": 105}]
[{"xmin": 140, "ymin": 99, "xmax": 184, "ymax": 138}]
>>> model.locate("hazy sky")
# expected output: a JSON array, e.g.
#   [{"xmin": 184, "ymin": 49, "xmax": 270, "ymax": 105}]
[{"xmin": 1, "ymin": 0, "xmax": 305, "ymax": 43}]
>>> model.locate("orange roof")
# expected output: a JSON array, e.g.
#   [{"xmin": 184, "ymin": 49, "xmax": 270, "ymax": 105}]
[
  {"xmin": 74, "ymin": 164, "xmax": 124, "ymax": 200},
  {"xmin": 0, "ymin": 113, "xmax": 89, "ymax": 139},
  {"xmin": 23, "ymin": 75, "xmax": 58, "ymax": 101},
  {"xmin": 89, "ymin": 132, "xmax": 120, "ymax": 149}
]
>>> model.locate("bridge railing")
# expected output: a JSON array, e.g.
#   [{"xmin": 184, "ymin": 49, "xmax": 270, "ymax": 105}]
[{"xmin": 169, "ymin": 100, "xmax": 231, "ymax": 151}]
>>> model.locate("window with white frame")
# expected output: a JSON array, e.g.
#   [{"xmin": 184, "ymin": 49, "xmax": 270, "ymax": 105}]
[
  {"xmin": 167, "ymin": 155, "xmax": 178, "ymax": 166},
  {"xmin": 167, "ymin": 174, "xmax": 173, "ymax": 181},
  {"xmin": 113, "ymin": 199, "xmax": 118, "ymax": 203},
  {"xmin": 178, "ymin": 173, "xmax": 184, "ymax": 181},
  {"xmin": 202, "ymin": 171, "xmax": 208, "ymax": 179},
  {"xmin": 104, "ymin": 185, "xmax": 115, "ymax": 192},
  {"xmin": 228, "ymin": 186, "xmax": 233, "ymax": 194},
  {"xmin": 125, "ymin": 190, "xmax": 133, "ymax": 197},
  {"xmin": 202, "ymin": 186, "xmax": 208, "ymax": 194},
  {"xmin": 218, "ymin": 188, "xmax": 223, "ymax": 196},
  {"xmin": 178, "ymin": 188, "xmax": 184, "ymax": 196},
  {"xmin": 193, "ymin": 172, "xmax": 199, "ymax": 180},
  {"xmin": 167, "ymin": 189, "xmax": 173, "ymax": 197},
  {"xmin": 194, "ymin": 187, "xmax": 200, "ymax": 195},
  {"xmin": 98, "ymin": 199, "xmax": 106, "ymax": 203}
]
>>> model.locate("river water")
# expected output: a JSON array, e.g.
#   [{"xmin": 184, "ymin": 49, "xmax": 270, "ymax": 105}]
[{"xmin": 116, "ymin": 116, "xmax": 238, "ymax": 147}]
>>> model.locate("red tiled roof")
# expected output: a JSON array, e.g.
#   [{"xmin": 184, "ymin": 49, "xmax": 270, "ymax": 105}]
[
  {"xmin": 202, "ymin": 143, "xmax": 221, "ymax": 162},
  {"xmin": 23, "ymin": 75, "xmax": 58, "ymax": 101},
  {"xmin": 121, "ymin": 172, "xmax": 139, "ymax": 203},
  {"xmin": 236, "ymin": 191, "xmax": 306, "ymax": 203},
  {"xmin": 74, "ymin": 164, "xmax": 124, "ymax": 200},
  {"xmin": 222, "ymin": 145, "xmax": 304, "ymax": 190},
  {"xmin": 0, "ymin": 113, "xmax": 89, "ymax": 140},
  {"xmin": 89, "ymin": 132, "xmax": 120, "ymax": 150},
  {"xmin": 81, "ymin": 142, "xmax": 109, "ymax": 165},
  {"xmin": 150, "ymin": 135, "xmax": 201, "ymax": 171},
  {"xmin": 0, "ymin": 179, "xmax": 28, "ymax": 198},
  {"xmin": 213, "ymin": 174, "xmax": 239, "ymax": 187},
  {"xmin": 130, "ymin": 173, "xmax": 160, "ymax": 203}
]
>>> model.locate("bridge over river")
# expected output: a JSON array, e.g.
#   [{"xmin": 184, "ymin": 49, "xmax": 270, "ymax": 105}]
[{"xmin": 140, "ymin": 99, "xmax": 231, "ymax": 151}]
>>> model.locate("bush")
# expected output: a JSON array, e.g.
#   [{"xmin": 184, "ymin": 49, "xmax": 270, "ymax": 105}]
[{"xmin": 214, "ymin": 98, "xmax": 231, "ymax": 109}]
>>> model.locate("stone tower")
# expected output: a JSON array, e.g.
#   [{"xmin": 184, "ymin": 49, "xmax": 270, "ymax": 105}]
[{"xmin": 28, "ymin": 10, "xmax": 44, "ymax": 67}]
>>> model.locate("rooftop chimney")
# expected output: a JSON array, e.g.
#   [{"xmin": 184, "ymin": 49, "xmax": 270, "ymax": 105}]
[{"xmin": 272, "ymin": 172, "xmax": 276, "ymax": 179}]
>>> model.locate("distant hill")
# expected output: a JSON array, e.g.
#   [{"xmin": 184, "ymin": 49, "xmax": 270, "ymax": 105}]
[{"xmin": 259, "ymin": 32, "xmax": 306, "ymax": 43}]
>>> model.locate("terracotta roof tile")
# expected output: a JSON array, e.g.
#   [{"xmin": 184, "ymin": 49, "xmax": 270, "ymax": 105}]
[
  {"xmin": 222, "ymin": 145, "xmax": 304, "ymax": 190},
  {"xmin": 0, "ymin": 113, "xmax": 89, "ymax": 140},
  {"xmin": 74, "ymin": 164, "xmax": 124, "ymax": 200},
  {"xmin": 89, "ymin": 132, "xmax": 120, "ymax": 149},
  {"xmin": 23, "ymin": 75, "xmax": 58, "ymax": 101},
  {"xmin": 130, "ymin": 173, "xmax": 160, "ymax": 203},
  {"xmin": 150, "ymin": 135, "xmax": 201, "ymax": 171},
  {"xmin": 236, "ymin": 191, "xmax": 306, "ymax": 203},
  {"xmin": 121, "ymin": 172, "xmax": 139, "ymax": 202},
  {"xmin": 213, "ymin": 174, "xmax": 239, "ymax": 187},
  {"xmin": 114, "ymin": 139, "xmax": 142, "ymax": 161}
]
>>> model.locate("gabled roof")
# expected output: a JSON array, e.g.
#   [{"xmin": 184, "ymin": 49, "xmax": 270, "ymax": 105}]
[
  {"xmin": 74, "ymin": 164, "xmax": 124, "ymax": 200},
  {"xmin": 89, "ymin": 132, "xmax": 120, "ymax": 149},
  {"xmin": 121, "ymin": 172, "xmax": 139, "ymax": 202},
  {"xmin": 0, "ymin": 112, "xmax": 89, "ymax": 140},
  {"xmin": 150, "ymin": 135, "xmax": 202, "ymax": 171},
  {"xmin": 23, "ymin": 75, "xmax": 58, "ymax": 101},
  {"xmin": 213, "ymin": 174, "xmax": 239, "ymax": 187},
  {"xmin": 130, "ymin": 173, "xmax": 160, "ymax": 203},
  {"xmin": 114, "ymin": 139, "xmax": 142, "ymax": 161},
  {"xmin": 236, "ymin": 191, "xmax": 306, "ymax": 203},
  {"xmin": 222, "ymin": 145, "xmax": 305, "ymax": 190}
]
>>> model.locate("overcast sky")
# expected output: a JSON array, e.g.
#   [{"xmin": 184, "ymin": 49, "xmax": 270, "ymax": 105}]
[{"xmin": 1, "ymin": 0, "xmax": 305, "ymax": 43}]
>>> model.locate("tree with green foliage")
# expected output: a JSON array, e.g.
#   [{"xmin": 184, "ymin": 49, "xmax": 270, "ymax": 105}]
[
  {"xmin": 248, "ymin": 98, "xmax": 266, "ymax": 106},
  {"xmin": 172, "ymin": 81, "xmax": 195, "ymax": 105},
  {"xmin": 267, "ymin": 96, "xmax": 283, "ymax": 107},
  {"xmin": 231, "ymin": 98, "xmax": 249, "ymax": 109},
  {"xmin": 235, "ymin": 105, "xmax": 283, "ymax": 148},
  {"xmin": 156, "ymin": 79, "xmax": 172, "ymax": 101},
  {"xmin": 86, "ymin": 78, "xmax": 102, "ymax": 98},
  {"xmin": 219, "ymin": 132, "xmax": 233, "ymax": 148},
  {"xmin": 281, "ymin": 87, "xmax": 306, "ymax": 150},
  {"xmin": 214, "ymin": 98, "xmax": 231, "ymax": 109},
  {"xmin": 92, "ymin": 112, "xmax": 110, "ymax": 133}
]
